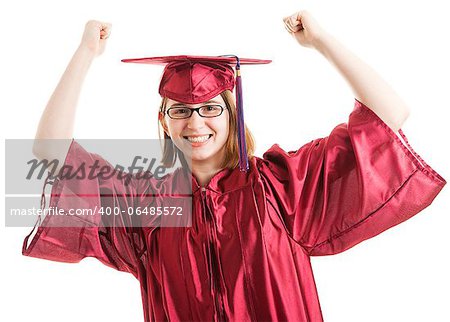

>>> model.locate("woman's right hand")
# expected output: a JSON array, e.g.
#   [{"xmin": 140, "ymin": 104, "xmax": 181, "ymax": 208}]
[
  {"xmin": 33, "ymin": 20, "xmax": 112, "ymax": 168},
  {"xmin": 79, "ymin": 20, "xmax": 112, "ymax": 57}
]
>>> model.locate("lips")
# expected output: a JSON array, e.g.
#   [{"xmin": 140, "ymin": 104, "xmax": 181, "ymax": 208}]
[{"xmin": 183, "ymin": 134, "xmax": 213, "ymax": 143}]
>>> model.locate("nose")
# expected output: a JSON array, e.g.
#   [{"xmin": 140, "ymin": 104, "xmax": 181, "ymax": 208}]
[{"xmin": 187, "ymin": 110, "xmax": 205, "ymax": 129}]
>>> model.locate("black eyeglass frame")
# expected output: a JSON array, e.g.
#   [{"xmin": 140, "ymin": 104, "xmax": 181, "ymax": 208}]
[{"xmin": 164, "ymin": 104, "xmax": 228, "ymax": 119}]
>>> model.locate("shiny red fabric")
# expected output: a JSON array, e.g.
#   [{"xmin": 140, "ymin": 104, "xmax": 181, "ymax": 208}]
[
  {"xmin": 159, "ymin": 60, "xmax": 235, "ymax": 104},
  {"xmin": 23, "ymin": 99, "xmax": 446, "ymax": 321},
  {"xmin": 121, "ymin": 55, "xmax": 271, "ymax": 104}
]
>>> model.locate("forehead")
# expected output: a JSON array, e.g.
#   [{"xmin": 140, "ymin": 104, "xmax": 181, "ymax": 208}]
[{"xmin": 166, "ymin": 94, "xmax": 225, "ymax": 107}]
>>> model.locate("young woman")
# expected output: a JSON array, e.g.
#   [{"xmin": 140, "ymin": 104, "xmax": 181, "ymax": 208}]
[{"xmin": 23, "ymin": 11, "xmax": 446, "ymax": 322}]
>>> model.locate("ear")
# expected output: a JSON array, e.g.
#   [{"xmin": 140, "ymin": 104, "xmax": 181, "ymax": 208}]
[{"xmin": 158, "ymin": 112, "xmax": 170, "ymax": 136}]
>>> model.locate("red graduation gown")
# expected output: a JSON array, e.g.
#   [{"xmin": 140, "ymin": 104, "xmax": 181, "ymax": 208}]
[{"xmin": 23, "ymin": 99, "xmax": 446, "ymax": 321}]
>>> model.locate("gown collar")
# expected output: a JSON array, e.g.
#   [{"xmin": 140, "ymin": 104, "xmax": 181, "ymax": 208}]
[{"xmin": 187, "ymin": 157, "xmax": 258, "ymax": 194}]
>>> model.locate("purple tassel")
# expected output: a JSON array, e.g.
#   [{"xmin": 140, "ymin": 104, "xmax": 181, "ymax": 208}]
[{"xmin": 235, "ymin": 59, "xmax": 249, "ymax": 172}]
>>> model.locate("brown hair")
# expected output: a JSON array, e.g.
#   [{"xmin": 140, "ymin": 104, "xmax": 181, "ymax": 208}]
[{"xmin": 158, "ymin": 90, "xmax": 255, "ymax": 169}]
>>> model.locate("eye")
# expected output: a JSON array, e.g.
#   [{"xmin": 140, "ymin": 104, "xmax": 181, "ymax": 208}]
[
  {"xmin": 173, "ymin": 108, "xmax": 187, "ymax": 114},
  {"xmin": 201, "ymin": 105, "xmax": 222, "ymax": 115},
  {"xmin": 171, "ymin": 107, "xmax": 190, "ymax": 115},
  {"xmin": 168, "ymin": 107, "xmax": 191, "ymax": 118}
]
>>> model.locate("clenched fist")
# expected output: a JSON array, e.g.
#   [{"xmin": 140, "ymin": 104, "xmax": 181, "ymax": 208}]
[
  {"xmin": 79, "ymin": 20, "xmax": 112, "ymax": 57},
  {"xmin": 283, "ymin": 11, "xmax": 327, "ymax": 49}
]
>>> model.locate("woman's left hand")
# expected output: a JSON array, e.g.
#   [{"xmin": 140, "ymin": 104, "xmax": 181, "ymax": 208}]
[{"xmin": 283, "ymin": 10, "xmax": 327, "ymax": 49}]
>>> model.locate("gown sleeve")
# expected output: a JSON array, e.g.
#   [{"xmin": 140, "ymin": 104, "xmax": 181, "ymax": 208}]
[
  {"xmin": 22, "ymin": 139, "xmax": 148, "ymax": 276},
  {"xmin": 259, "ymin": 99, "xmax": 446, "ymax": 256}
]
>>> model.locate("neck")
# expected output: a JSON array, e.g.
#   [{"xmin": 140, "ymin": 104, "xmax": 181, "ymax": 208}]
[{"xmin": 191, "ymin": 159, "xmax": 224, "ymax": 187}]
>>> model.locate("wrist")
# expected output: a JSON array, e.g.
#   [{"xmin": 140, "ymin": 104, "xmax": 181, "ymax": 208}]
[
  {"xmin": 75, "ymin": 44, "xmax": 98, "ymax": 61},
  {"xmin": 312, "ymin": 32, "xmax": 336, "ymax": 56}
]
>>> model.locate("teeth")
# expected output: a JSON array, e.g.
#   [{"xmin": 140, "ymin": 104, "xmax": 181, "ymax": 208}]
[{"xmin": 186, "ymin": 135, "xmax": 210, "ymax": 143}]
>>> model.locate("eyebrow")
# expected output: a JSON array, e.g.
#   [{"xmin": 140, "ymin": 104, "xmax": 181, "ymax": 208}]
[{"xmin": 170, "ymin": 100, "xmax": 222, "ymax": 107}]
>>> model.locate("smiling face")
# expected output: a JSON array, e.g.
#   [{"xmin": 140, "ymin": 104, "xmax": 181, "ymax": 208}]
[{"xmin": 160, "ymin": 94, "xmax": 230, "ymax": 169}]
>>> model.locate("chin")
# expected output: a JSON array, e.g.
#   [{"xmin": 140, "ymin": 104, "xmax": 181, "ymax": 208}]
[
  {"xmin": 174, "ymin": 140, "xmax": 226, "ymax": 164},
  {"xmin": 191, "ymin": 153, "xmax": 216, "ymax": 162}
]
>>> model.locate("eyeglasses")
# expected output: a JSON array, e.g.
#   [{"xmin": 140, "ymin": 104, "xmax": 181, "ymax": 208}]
[{"xmin": 165, "ymin": 104, "xmax": 228, "ymax": 119}]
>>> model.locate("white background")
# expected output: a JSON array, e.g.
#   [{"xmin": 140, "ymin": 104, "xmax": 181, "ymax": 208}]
[{"xmin": 1, "ymin": 0, "xmax": 449, "ymax": 321}]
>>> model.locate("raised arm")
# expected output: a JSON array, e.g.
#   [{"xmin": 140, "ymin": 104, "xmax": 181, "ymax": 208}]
[
  {"xmin": 283, "ymin": 11, "xmax": 410, "ymax": 132},
  {"xmin": 32, "ymin": 20, "xmax": 111, "ymax": 173}
]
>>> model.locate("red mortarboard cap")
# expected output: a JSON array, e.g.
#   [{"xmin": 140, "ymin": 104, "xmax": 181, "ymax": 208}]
[{"xmin": 121, "ymin": 55, "xmax": 271, "ymax": 171}]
